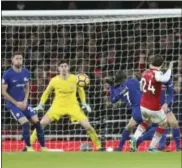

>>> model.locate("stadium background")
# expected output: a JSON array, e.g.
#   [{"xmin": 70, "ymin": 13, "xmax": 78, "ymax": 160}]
[{"xmin": 2, "ymin": 1, "xmax": 182, "ymax": 151}]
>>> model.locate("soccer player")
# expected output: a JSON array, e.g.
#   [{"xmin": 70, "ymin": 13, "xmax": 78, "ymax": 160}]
[
  {"xmin": 30, "ymin": 60, "xmax": 101, "ymax": 150},
  {"xmin": 106, "ymin": 71, "xmax": 143, "ymax": 151},
  {"xmin": 136, "ymin": 77, "xmax": 181, "ymax": 151},
  {"xmin": 130, "ymin": 56, "xmax": 173, "ymax": 152},
  {"xmin": 2, "ymin": 52, "xmax": 46, "ymax": 152}
]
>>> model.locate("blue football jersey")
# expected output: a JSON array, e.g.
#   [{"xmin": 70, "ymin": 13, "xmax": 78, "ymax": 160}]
[
  {"xmin": 161, "ymin": 78, "xmax": 174, "ymax": 105},
  {"xmin": 110, "ymin": 78, "xmax": 141, "ymax": 107},
  {"xmin": 2, "ymin": 67, "xmax": 30, "ymax": 107}
]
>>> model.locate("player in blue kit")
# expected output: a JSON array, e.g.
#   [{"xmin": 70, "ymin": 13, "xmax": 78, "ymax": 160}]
[
  {"xmin": 136, "ymin": 77, "xmax": 181, "ymax": 151},
  {"xmin": 106, "ymin": 71, "xmax": 145, "ymax": 151},
  {"xmin": 2, "ymin": 52, "xmax": 47, "ymax": 152}
]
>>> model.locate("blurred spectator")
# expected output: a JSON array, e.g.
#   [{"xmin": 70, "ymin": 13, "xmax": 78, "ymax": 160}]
[
  {"xmin": 68, "ymin": 1, "xmax": 77, "ymax": 10},
  {"xmin": 147, "ymin": 1, "xmax": 159, "ymax": 9},
  {"xmin": 16, "ymin": 2, "xmax": 25, "ymax": 10}
]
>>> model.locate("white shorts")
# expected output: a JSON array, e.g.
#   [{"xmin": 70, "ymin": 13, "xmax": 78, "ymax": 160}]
[{"xmin": 140, "ymin": 106, "xmax": 167, "ymax": 125}]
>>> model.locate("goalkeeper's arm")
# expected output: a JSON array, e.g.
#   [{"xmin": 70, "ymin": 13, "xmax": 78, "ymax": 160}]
[
  {"xmin": 34, "ymin": 79, "xmax": 53, "ymax": 111},
  {"xmin": 77, "ymin": 86, "xmax": 91, "ymax": 113}
]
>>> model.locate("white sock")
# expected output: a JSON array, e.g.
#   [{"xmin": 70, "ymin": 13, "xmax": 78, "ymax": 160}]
[
  {"xmin": 149, "ymin": 133, "xmax": 161, "ymax": 149},
  {"xmin": 133, "ymin": 125, "xmax": 146, "ymax": 140}
]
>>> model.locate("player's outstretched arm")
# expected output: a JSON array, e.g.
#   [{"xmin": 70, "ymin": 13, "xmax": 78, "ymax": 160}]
[
  {"xmin": 77, "ymin": 86, "xmax": 91, "ymax": 113},
  {"xmin": 34, "ymin": 79, "xmax": 53, "ymax": 111},
  {"xmin": 155, "ymin": 61, "xmax": 173, "ymax": 83}
]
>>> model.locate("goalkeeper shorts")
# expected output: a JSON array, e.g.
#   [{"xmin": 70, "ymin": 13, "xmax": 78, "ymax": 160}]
[{"xmin": 46, "ymin": 104, "xmax": 87, "ymax": 122}]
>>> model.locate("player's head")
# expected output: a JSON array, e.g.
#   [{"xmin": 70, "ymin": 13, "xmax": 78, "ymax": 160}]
[
  {"xmin": 11, "ymin": 52, "xmax": 23, "ymax": 68},
  {"xmin": 114, "ymin": 70, "xmax": 126, "ymax": 85},
  {"xmin": 149, "ymin": 55, "xmax": 164, "ymax": 69},
  {"xmin": 58, "ymin": 59, "xmax": 69, "ymax": 75}
]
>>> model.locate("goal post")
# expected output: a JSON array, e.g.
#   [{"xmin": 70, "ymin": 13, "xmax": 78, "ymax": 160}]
[{"xmin": 2, "ymin": 9, "xmax": 182, "ymax": 151}]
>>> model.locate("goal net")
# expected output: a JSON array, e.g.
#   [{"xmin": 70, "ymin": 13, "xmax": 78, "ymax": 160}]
[{"xmin": 2, "ymin": 9, "xmax": 182, "ymax": 152}]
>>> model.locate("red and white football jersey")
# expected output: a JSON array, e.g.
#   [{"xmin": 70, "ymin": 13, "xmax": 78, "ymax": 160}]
[{"xmin": 140, "ymin": 68, "xmax": 169, "ymax": 111}]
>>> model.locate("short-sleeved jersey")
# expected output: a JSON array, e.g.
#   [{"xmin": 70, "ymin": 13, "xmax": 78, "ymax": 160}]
[
  {"xmin": 40, "ymin": 74, "xmax": 85, "ymax": 106},
  {"xmin": 140, "ymin": 69, "xmax": 162, "ymax": 110},
  {"xmin": 2, "ymin": 67, "xmax": 30, "ymax": 107},
  {"xmin": 161, "ymin": 77, "xmax": 173, "ymax": 105},
  {"xmin": 110, "ymin": 78, "xmax": 141, "ymax": 107}
]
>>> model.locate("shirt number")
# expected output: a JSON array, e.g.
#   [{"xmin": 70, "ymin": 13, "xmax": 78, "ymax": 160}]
[
  {"xmin": 123, "ymin": 91, "xmax": 131, "ymax": 105},
  {"xmin": 140, "ymin": 78, "xmax": 155, "ymax": 94}
]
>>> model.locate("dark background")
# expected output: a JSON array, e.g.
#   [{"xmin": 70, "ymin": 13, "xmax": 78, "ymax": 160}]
[{"xmin": 2, "ymin": 1, "xmax": 182, "ymax": 10}]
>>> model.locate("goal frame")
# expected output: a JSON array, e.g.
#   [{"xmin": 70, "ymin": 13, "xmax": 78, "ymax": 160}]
[{"xmin": 1, "ymin": 9, "xmax": 182, "ymax": 151}]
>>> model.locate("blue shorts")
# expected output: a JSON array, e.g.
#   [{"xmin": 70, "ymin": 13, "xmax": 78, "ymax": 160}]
[
  {"xmin": 8, "ymin": 104, "xmax": 36, "ymax": 120},
  {"xmin": 132, "ymin": 106, "xmax": 143, "ymax": 124}
]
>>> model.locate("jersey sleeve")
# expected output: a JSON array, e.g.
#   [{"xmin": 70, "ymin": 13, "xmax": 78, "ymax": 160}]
[
  {"xmin": 77, "ymin": 86, "xmax": 86, "ymax": 103},
  {"xmin": 155, "ymin": 69, "xmax": 171, "ymax": 83},
  {"xmin": 165, "ymin": 79, "xmax": 174, "ymax": 105},
  {"xmin": 110, "ymin": 85, "xmax": 128, "ymax": 103},
  {"xmin": 2, "ymin": 71, "xmax": 9, "ymax": 85},
  {"xmin": 40, "ymin": 78, "xmax": 54, "ymax": 104}
]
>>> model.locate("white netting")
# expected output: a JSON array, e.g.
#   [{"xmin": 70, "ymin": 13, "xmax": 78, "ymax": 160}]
[{"xmin": 2, "ymin": 9, "xmax": 182, "ymax": 151}]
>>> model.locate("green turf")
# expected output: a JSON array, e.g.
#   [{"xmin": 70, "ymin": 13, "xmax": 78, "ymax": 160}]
[{"xmin": 2, "ymin": 152, "xmax": 181, "ymax": 168}]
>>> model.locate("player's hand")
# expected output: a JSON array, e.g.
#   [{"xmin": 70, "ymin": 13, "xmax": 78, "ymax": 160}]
[
  {"xmin": 81, "ymin": 103, "xmax": 92, "ymax": 113},
  {"xmin": 22, "ymin": 100, "xmax": 28, "ymax": 106},
  {"xmin": 33, "ymin": 104, "xmax": 44, "ymax": 112},
  {"xmin": 161, "ymin": 103, "xmax": 168, "ymax": 113},
  {"xmin": 16, "ymin": 102, "xmax": 27, "ymax": 111},
  {"xmin": 105, "ymin": 77, "xmax": 114, "ymax": 85},
  {"xmin": 169, "ymin": 61, "xmax": 176, "ymax": 70}
]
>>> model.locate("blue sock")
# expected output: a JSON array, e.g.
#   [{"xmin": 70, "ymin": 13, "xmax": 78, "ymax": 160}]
[
  {"xmin": 158, "ymin": 129, "xmax": 168, "ymax": 149},
  {"xmin": 172, "ymin": 128, "xmax": 181, "ymax": 150},
  {"xmin": 137, "ymin": 126, "xmax": 156, "ymax": 146},
  {"xmin": 34, "ymin": 122, "xmax": 45, "ymax": 147},
  {"xmin": 22, "ymin": 122, "xmax": 31, "ymax": 147},
  {"xmin": 118, "ymin": 129, "xmax": 130, "ymax": 150}
]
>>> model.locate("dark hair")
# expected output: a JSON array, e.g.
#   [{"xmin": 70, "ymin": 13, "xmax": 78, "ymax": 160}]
[
  {"xmin": 150, "ymin": 55, "xmax": 164, "ymax": 67},
  {"xmin": 12, "ymin": 51, "xmax": 23, "ymax": 58},
  {"xmin": 58, "ymin": 59, "xmax": 69, "ymax": 66},
  {"xmin": 115, "ymin": 70, "xmax": 126, "ymax": 84}
]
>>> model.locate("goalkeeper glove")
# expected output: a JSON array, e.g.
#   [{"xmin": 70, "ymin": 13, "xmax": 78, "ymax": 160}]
[
  {"xmin": 81, "ymin": 102, "xmax": 92, "ymax": 113},
  {"xmin": 33, "ymin": 104, "xmax": 44, "ymax": 112}
]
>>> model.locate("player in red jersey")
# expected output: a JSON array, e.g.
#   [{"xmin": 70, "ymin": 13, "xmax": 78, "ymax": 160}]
[{"xmin": 130, "ymin": 56, "xmax": 173, "ymax": 152}]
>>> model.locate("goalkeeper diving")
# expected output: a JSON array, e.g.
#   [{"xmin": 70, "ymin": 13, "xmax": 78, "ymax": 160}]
[{"xmin": 30, "ymin": 59, "xmax": 101, "ymax": 151}]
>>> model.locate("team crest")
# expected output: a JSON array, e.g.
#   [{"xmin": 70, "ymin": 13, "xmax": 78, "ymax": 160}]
[{"xmin": 70, "ymin": 84, "xmax": 74, "ymax": 89}]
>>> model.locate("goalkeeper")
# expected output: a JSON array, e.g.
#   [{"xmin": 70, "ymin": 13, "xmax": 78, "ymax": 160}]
[{"xmin": 30, "ymin": 60, "xmax": 101, "ymax": 150}]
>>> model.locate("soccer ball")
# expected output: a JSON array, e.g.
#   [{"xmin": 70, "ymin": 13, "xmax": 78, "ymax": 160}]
[{"xmin": 77, "ymin": 74, "xmax": 90, "ymax": 87}]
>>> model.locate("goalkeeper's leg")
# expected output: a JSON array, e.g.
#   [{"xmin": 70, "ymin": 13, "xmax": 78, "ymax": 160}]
[
  {"xmin": 80, "ymin": 119, "xmax": 101, "ymax": 150},
  {"xmin": 30, "ymin": 115, "xmax": 46, "ymax": 149},
  {"xmin": 30, "ymin": 115, "xmax": 53, "ymax": 148}
]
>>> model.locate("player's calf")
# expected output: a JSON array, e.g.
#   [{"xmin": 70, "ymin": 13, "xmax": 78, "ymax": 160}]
[
  {"xmin": 149, "ymin": 121, "xmax": 167, "ymax": 150},
  {"xmin": 166, "ymin": 112, "xmax": 181, "ymax": 150},
  {"xmin": 80, "ymin": 119, "xmax": 101, "ymax": 150},
  {"xmin": 21, "ymin": 121, "xmax": 31, "ymax": 148}
]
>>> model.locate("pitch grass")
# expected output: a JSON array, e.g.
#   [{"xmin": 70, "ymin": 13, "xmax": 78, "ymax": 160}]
[{"xmin": 2, "ymin": 152, "xmax": 181, "ymax": 168}]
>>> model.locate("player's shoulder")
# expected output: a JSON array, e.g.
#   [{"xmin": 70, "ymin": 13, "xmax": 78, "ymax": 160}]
[
  {"xmin": 50, "ymin": 75, "xmax": 59, "ymax": 82},
  {"xmin": 3, "ymin": 67, "xmax": 13, "ymax": 76},
  {"xmin": 22, "ymin": 67, "xmax": 30, "ymax": 73},
  {"xmin": 69, "ymin": 73, "xmax": 77, "ymax": 78},
  {"xmin": 127, "ymin": 78, "xmax": 139, "ymax": 85}
]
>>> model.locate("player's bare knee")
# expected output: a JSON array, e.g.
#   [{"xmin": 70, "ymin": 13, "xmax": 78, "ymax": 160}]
[
  {"xmin": 18, "ymin": 117, "xmax": 29, "ymax": 125},
  {"xmin": 30, "ymin": 115, "xmax": 39, "ymax": 124},
  {"xmin": 169, "ymin": 120, "xmax": 179, "ymax": 128},
  {"xmin": 40, "ymin": 115, "xmax": 52, "ymax": 128},
  {"xmin": 80, "ymin": 119, "xmax": 91, "ymax": 130}
]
